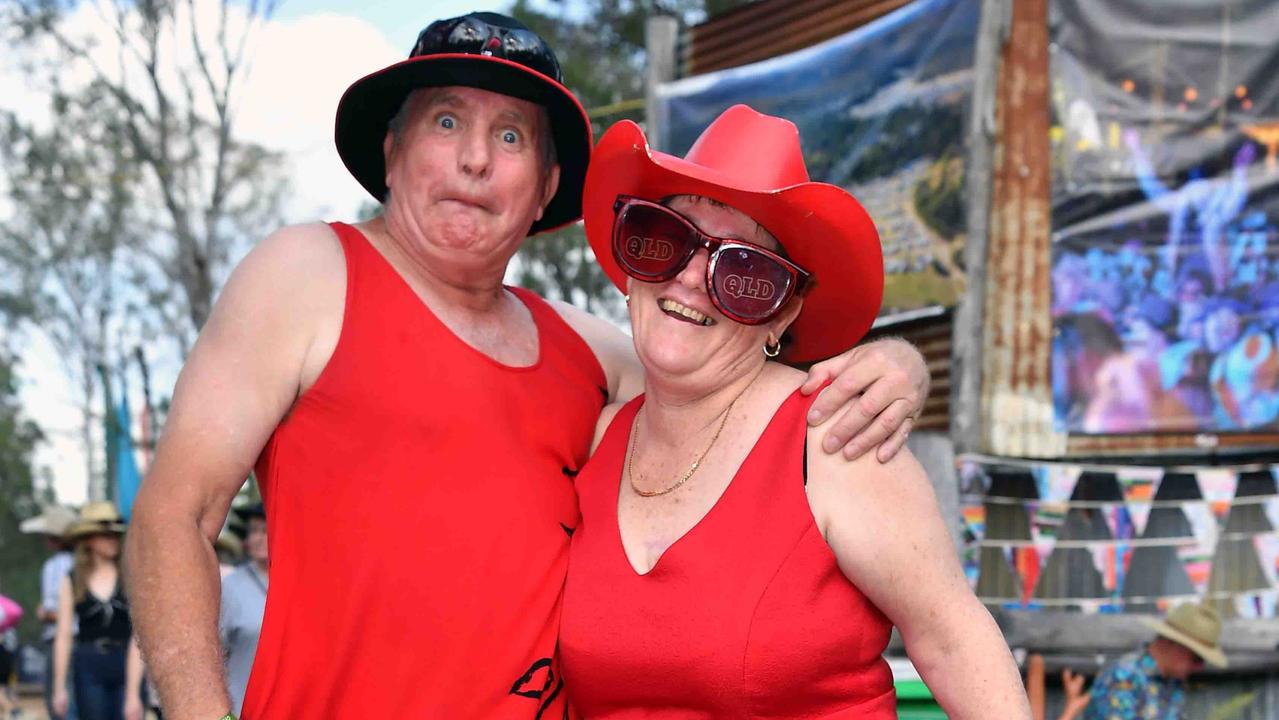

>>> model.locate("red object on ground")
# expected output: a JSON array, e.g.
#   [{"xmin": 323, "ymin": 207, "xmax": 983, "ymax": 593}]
[
  {"xmin": 560, "ymin": 388, "xmax": 897, "ymax": 718},
  {"xmin": 243, "ymin": 222, "xmax": 605, "ymax": 719}
]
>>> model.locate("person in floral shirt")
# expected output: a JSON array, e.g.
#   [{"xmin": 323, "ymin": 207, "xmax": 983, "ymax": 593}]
[{"xmin": 1059, "ymin": 603, "xmax": 1227, "ymax": 720}]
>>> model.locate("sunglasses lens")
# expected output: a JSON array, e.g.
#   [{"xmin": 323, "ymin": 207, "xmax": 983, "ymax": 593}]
[
  {"xmin": 712, "ymin": 246, "xmax": 795, "ymax": 322},
  {"xmin": 614, "ymin": 204, "xmax": 695, "ymax": 280}
]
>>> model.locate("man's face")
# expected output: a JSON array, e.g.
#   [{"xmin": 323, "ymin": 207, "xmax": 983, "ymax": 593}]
[
  {"xmin": 245, "ymin": 517, "xmax": 268, "ymax": 566},
  {"xmin": 381, "ymin": 86, "xmax": 560, "ymax": 273},
  {"xmin": 1163, "ymin": 642, "xmax": 1205, "ymax": 681}
]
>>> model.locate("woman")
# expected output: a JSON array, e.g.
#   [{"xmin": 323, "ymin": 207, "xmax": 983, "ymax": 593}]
[
  {"xmin": 559, "ymin": 105, "xmax": 1031, "ymax": 718},
  {"xmin": 53, "ymin": 502, "xmax": 144, "ymax": 720}
]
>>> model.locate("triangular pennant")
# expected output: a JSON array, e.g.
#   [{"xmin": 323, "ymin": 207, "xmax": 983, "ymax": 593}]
[
  {"xmin": 1198, "ymin": 468, "xmax": 1239, "ymax": 519},
  {"xmin": 1119, "ymin": 467, "xmax": 1162, "ymax": 536},
  {"xmin": 1038, "ymin": 464, "xmax": 1078, "ymax": 503},
  {"xmin": 961, "ymin": 503, "xmax": 986, "ymax": 542}
]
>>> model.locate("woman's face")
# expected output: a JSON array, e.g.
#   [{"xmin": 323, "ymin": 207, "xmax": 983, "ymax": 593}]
[
  {"xmin": 627, "ymin": 196, "xmax": 801, "ymax": 384},
  {"xmin": 87, "ymin": 533, "xmax": 121, "ymax": 560}
]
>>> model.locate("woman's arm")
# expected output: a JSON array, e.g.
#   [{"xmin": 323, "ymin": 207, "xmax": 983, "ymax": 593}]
[
  {"xmin": 52, "ymin": 575, "xmax": 74, "ymax": 715},
  {"xmin": 124, "ymin": 637, "xmax": 145, "ymax": 720},
  {"xmin": 805, "ymin": 439, "xmax": 1030, "ymax": 719}
]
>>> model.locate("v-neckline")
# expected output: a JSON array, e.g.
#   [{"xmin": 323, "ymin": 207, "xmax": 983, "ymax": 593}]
[
  {"xmin": 613, "ymin": 388, "xmax": 802, "ymax": 577},
  {"xmin": 86, "ymin": 577, "xmax": 118, "ymax": 605}
]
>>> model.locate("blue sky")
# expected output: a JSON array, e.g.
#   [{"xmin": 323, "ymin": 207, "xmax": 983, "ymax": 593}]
[{"xmin": 274, "ymin": 0, "xmax": 516, "ymax": 51}]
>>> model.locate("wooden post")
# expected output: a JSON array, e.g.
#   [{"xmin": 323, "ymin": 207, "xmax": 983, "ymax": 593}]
[
  {"xmin": 951, "ymin": 0, "xmax": 1011, "ymax": 454},
  {"xmin": 644, "ymin": 16, "xmax": 680, "ymax": 146},
  {"xmin": 1027, "ymin": 653, "xmax": 1046, "ymax": 720}
]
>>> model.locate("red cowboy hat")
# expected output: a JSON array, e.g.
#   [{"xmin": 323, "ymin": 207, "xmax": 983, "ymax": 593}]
[{"xmin": 583, "ymin": 104, "xmax": 883, "ymax": 363}]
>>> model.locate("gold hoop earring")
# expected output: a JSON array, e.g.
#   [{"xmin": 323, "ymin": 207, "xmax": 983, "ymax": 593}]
[{"xmin": 764, "ymin": 338, "xmax": 781, "ymax": 358}]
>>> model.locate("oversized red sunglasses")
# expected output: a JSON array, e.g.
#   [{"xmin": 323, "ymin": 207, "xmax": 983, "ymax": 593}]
[{"xmin": 611, "ymin": 196, "xmax": 813, "ymax": 325}]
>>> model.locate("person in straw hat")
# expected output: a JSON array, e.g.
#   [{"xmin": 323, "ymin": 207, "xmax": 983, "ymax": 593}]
[
  {"xmin": 557, "ymin": 105, "xmax": 1030, "ymax": 718},
  {"xmin": 1059, "ymin": 602, "xmax": 1227, "ymax": 720},
  {"xmin": 126, "ymin": 10, "xmax": 932, "ymax": 720},
  {"xmin": 52, "ymin": 502, "xmax": 144, "ymax": 720},
  {"xmin": 21, "ymin": 504, "xmax": 78, "ymax": 719}
]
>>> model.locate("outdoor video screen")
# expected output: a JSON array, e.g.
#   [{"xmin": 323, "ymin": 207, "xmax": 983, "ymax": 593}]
[{"xmin": 1050, "ymin": 0, "xmax": 1279, "ymax": 434}]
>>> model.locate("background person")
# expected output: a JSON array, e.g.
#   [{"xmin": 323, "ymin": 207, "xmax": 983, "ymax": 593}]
[
  {"xmin": 20, "ymin": 504, "xmax": 78, "ymax": 719},
  {"xmin": 1058, "ymin": 602, "xmax": 1227, "ymax": 720},
  {"xmin": 219, "ymin": 503, "xmax": 268, "ymax": 717},
  {"xmin": 53, "ymin": 502, "xmax": 145, "ymax": 720}
]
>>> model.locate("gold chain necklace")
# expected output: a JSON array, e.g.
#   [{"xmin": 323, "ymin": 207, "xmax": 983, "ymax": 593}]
[{"xmin": 627, "ymin": 390, "xmax": 745, "ymax": 498}]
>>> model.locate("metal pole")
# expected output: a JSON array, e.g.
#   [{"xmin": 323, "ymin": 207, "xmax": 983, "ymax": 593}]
[
  {"xmin": 951, "ymin": 0, "xmax": 1011, "ymax": 455},
  {"xmin": 644, "ymin": 15, "xmax": 680, "ymax": 146}
]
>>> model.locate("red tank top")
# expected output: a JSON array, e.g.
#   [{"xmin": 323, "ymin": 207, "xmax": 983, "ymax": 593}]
[
  {"xmin": 243, "ymin": 222, "xmax": 605, "ymax": 719},
  {"xmin": 559, "ymin": 388, "xmax": 896, "ymax": 719}
]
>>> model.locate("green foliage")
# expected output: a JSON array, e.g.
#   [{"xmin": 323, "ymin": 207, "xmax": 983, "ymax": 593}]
[{"xmin": 0, "ymin": 353, "xmax": 46, "ymax": 643}]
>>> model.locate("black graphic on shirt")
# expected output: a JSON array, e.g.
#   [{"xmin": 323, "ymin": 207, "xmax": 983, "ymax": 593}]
[{"xmin": 510, "ymin": 657, "xmax": 567, "ymax": 719}]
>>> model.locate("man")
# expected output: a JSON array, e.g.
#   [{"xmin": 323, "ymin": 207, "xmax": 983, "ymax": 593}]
[
  {"xmin": 20, "ymin": 504, "xmax": 78, "ymax": 720},
  {"xmin": 126, "ymin": 12, "xmax": 930, "ymax": 720},
  {"xmin": 1059, "ymin": 602, "xmax": 1228, "ymax": 720},
  {"xmin": 219, "ymin": 504, "xmax": 268, "ymax": 717}
]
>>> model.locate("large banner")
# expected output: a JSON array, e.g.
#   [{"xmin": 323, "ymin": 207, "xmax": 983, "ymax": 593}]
[
  {"xmin": 961, "ymin": 456, "xmax": 1279, "ymax": 619},
  {"xmin": 653, "ymin": 0, "xmax": 977, "ymax": 316},
  {"xmin": 1050, "ymin": 0, "xmax": 1279, "ymax": 434}
]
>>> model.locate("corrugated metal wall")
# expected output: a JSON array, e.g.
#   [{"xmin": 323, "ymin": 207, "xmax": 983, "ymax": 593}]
[
  {"xmin": 866, "ymin": 314, "xmax": 953, "ymax": 433},
  {"xmin": 977, "ymin": 0, "xmax": 1062, "ymax": 457},
  {"xmin": 685, "ymin": 0, "xmax": 913, "ymax": 75}
]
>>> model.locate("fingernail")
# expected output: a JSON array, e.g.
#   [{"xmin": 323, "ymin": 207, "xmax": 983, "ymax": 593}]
[
  {"xmin": 843, "ymin": 444, "xmax": 863, "ymax": 459},
  {"xmin": 808, "ymin": 409, "xmax": 824, "ymax": 424},
  {"xmin": 823, "ymin": 436, "xmax": 840, "ymax": 453}
]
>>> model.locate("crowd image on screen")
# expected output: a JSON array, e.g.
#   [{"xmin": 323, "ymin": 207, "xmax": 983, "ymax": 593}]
[{"xmin": 1052, "ymin": 199, "xmax": 1279, "ymax": 434}]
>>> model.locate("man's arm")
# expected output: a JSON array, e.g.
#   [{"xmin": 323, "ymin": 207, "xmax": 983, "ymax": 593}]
[
  {"xmin": 549, "ymin": 300, "xmax": 928, "ymax": 461},
  {"xmin": 126, "ymin": 223, "xmax": 344, "ymax": 720},
  {"xmin": 798, "ymin": 337, "xmax": 929, "ymax": 460}
]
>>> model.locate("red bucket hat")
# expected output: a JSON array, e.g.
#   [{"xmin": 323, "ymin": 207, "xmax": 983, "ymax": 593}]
[
  {"xmin": 583, "ymin": 104, "xmax": 883, "ymax": 363},
  {"xmin": 334, "ymin": 12, "xmax": 591, "ymax": 236}
]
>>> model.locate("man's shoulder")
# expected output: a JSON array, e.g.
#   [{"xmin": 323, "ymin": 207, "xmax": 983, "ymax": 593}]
[
  {"xmin": 221, "ymin": 222, "xmax": 346, "ymax": 311},
  {"xmin": 250, "ymin": 222, "xmax": 345, "ymax": 272}
]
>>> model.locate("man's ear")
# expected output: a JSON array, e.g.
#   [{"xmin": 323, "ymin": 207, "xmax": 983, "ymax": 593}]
[
  {"xmin": 383, "ymin": 130, "xmax": 398, "ymax": 189},
  {"xmin": 534, "ymin": 163, "xmax": 561, "ymax": 222}
]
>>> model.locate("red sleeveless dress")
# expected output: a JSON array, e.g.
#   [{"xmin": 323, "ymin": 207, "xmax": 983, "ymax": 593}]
[
  {"xmin": 243, "ymin": 222, "xmax": 605, "ymax": 719},
  {"xmin": 559, "ymin": 388, "xmax": 896, "ymax": 719}
]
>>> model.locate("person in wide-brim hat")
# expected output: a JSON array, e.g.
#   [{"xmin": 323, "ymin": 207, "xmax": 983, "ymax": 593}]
[
  {"xmin": 558, "ymin": 105, "xmax": 1030, "ymax": 717},
  {"xmin": 64, "ymin": 501, "xmax": 127, "ymax": 540},
  {"xmin": 1141, "ymin": 601, "xmax": 1228, "ymax": 669},
  {"xmin": 334, "ymin": 11, "xmax": 592, "ymax": 235},
  {"xmin": 582, "ymin": 104, "xmax": 883, "ymax": 364},
  {"xmin": 20, "ymin": 504, "xmax": 77, "ymax": 539}
]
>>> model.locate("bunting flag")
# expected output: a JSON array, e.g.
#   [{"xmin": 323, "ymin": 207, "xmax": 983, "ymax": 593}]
[{"xmin": 961, "ymin": 456, "xmax": 1279, "ymax": 617}]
